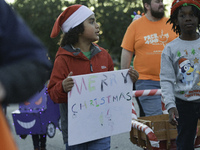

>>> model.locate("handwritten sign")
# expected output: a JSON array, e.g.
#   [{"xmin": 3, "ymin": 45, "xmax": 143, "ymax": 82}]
[{"xmin": 68, "ymin": 69, "xmax": 132, "ymax": 146}]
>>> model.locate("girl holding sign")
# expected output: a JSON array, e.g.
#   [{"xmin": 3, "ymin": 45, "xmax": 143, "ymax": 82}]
[{"xmin": 48, "ymin": 4, "xmax": 138, "ymax": 150}]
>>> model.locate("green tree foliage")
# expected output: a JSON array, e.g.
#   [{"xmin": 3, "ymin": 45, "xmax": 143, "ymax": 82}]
[
  {"xmin": 12, "ymin": 0, "xmax": 143, "ymax": 64},
  {"xmin": 90, "ymin": 0, "xmax": 143, "ymax": 67},
  {"xmin": 12, "ymin": 0, "xmax": 65, "ymax": 60}
]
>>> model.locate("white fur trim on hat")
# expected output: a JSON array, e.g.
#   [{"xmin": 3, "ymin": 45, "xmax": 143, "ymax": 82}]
[
  {"xmin": 61, "ymin": 5, "xmax": 94, "ymax": 33},
  {"xmin": 179, "ymin": 59, "xmax": 190, "ymax": 68}
]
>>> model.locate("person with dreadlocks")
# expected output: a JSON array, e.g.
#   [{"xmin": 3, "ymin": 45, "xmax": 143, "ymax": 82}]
[{"xmin": 160, "ymin": 0, "xmax": 200, "ymax": 149}]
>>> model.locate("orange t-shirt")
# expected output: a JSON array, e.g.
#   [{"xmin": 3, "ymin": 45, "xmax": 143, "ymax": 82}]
[
  {"xmin": 121, "ymin": 16, "xmax": 177, "ymax": 81},
  {"xmin": 0, "ymin": 105, "xmax": 18, "ymax": 150}
]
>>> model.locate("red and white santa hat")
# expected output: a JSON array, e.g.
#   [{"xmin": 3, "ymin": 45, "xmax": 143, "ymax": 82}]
[
  {"xmin": 50, "ymin": 4, "xmax": 94, "ymax": 38},
  {"xmin": 179, "ymin": 58, "xmax": 190, "ymax": 68}
]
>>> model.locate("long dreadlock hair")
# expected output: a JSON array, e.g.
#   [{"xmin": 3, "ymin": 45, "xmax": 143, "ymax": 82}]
[{"xmin": 167, "ymin": 5, "xmax": 200, "ymax": 35}]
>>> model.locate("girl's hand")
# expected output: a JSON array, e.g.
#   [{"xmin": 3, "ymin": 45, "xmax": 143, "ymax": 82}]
[
  {"xmin": 168, "ymin": 107, "xmax": 179, "ymax": 126},
  {"xmin": 62, "ymin": 72, "xmax": 74, "ymax": 93},
  {"xmin": 128, "ymin": 67, "xmax": 139, "ymax": 83}
]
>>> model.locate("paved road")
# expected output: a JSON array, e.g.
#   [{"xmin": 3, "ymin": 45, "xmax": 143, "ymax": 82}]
[
  {"xmin": 6, "ymin": 98, "xmax": 200, "ymax": 150},
  {"xmin": 6, "ymin": 98, "xmax": 142, "ymax": 150}
]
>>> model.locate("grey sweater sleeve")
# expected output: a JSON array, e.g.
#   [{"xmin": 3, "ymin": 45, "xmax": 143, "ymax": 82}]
[{"xmin": 160, "ymin": 46, "xmax": 176, "ymax": 111}]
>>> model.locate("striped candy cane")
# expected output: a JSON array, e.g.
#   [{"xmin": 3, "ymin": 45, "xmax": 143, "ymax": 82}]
[
  {"xmin": 132, "ymin": 89, "xmax": 167, "ymax": 115},
  {"xmin": 132, "ymin": 102, "xmax": 137, "ymax": 119},
  {"xmin": 131, "ymin": 89, "xmax": 162, "ymax": 148},
  {"xmin": 132, "ymin": 89, "xmax": 161, "ymax": 97},
  {"xmin": 131, "ymin": 89, "xmax": 165, "ymax": 119},
  {"xmin": 132, "ymin": 120, "xmax": 160, "ymax": 148}
]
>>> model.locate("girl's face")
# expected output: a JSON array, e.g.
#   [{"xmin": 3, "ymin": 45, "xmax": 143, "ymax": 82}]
[
  {"xmin": 177, "ymin": 5, "xmax": 199, "ymax": 39},
  {"xmin": 80, "ymin": 14, "xmax": 100, "ymax": 43}
]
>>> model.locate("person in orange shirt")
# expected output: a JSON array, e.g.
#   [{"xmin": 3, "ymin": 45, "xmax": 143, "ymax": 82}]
[{"xmin": 121, "ymin": 0, "xmax": 177, "ymax": 117}]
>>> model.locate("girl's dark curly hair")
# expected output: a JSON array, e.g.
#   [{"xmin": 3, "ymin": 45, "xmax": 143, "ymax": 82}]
[
  {"xmin": 58, "ymin": 23, "xmax": 84, "ymax": 47},
  {"xmin": 167, "ymin": 5, "xmax": 200, "ymax": 35}
]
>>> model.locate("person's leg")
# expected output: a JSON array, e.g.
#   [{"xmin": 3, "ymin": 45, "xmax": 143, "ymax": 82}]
[
  {"xmin": 135, "ymin": 97, "xmax": 145, "ymax": 117},
  {"xmin": 87, "ymin": 137, "xmax": 110, "ymax": 150},
  {"xmin": 32, "ymin": 134, "xmax": 39, "ymax": 150},
  {"xmin": 135, "ymin": 80, "xmax": 162, "ymax": 116},
  {"xmin": 197, "ymin": 102, "xmax": 200, "ymax": 119},
  {"xmin": 176, "ymin": 98, "xmax": 198, "ymax": 150},
  {"xmin": 40, "ymin": 134, "xmax": 47, "ymax": 150}
]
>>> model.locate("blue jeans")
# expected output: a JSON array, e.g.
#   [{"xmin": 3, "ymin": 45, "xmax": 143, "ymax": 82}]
[
  {"xmin": 66, "ymin": 137, "xmax": 110, "ymax": 150},
  {"xmin": 135, "ymin": 80, "xmax": 162, "ymax": 116},
  {"xmin": 176, "ymin": 98, "xmax": 200, "ymax": 150}
]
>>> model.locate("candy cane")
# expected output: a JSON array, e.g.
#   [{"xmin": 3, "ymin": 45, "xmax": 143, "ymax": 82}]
[
  {"xmin": 132, "ymin": 89, "xmax": 161, "ymax": 97},
  {"xmin": 132, "ymin": 120, "xmax": 160, "ymax": 148},
  {"xmin": 131, "ymin": 89, "xmax": 162, "ymax": 148},
  {"xmin": 132, "ymin": 102, "xmax": 137, "ymax": 119},
  {"xmin": 132, "ymin": 89, "xmax": 166, "ymax": 118}
]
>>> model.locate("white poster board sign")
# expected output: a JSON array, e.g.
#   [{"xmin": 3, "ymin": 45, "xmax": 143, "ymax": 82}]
[{"xmin": 68, "ymin": 69, "xmax": 132, "ymax": 146}]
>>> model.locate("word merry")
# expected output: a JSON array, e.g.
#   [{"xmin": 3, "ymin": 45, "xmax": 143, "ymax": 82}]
[{"xmin": 69, "ymin": 72, "xmax": 129, "ymax": 97}]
